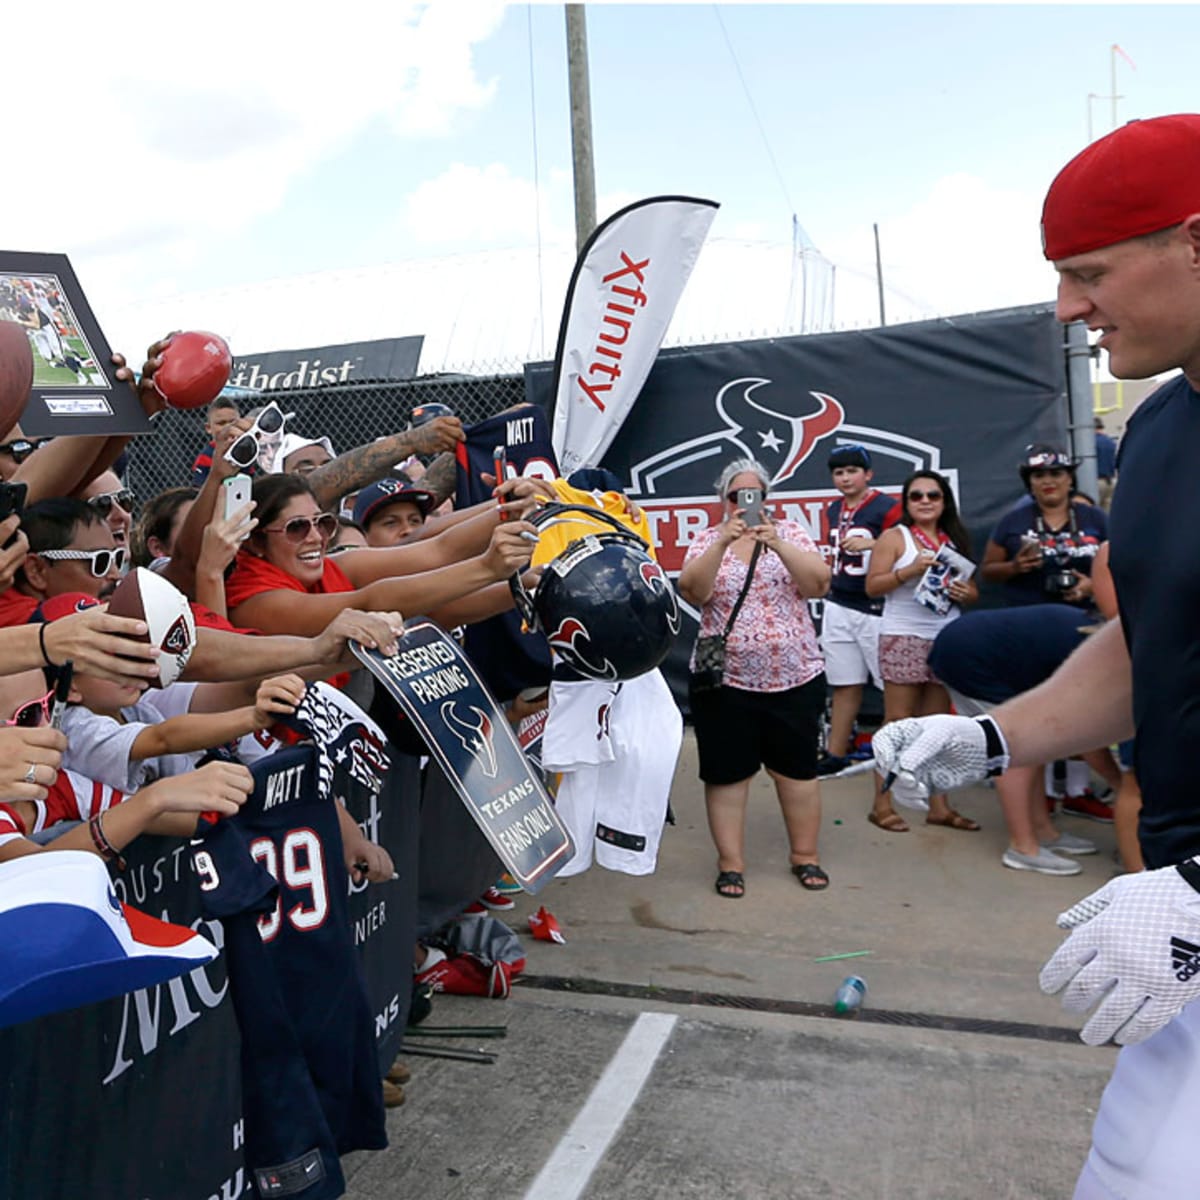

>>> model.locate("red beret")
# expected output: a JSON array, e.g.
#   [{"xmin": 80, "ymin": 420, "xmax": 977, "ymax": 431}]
[{"xmin": 1041, "ymin": 114, "xmax": 1200, "ymax": 260}]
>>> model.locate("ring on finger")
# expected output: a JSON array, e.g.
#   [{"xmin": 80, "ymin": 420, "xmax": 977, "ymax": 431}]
[{"xmin": 22, "ymin": 763, "xmax": 37, "ymax": 785}]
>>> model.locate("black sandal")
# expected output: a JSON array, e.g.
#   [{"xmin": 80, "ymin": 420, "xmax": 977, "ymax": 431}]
[
  {"xmin": 715, "ymin": 870, "xmax": 745, "ymax": 898},
  {"xmin": 792, "ymin": 863, "xmax": 830, "ymax": 891}
]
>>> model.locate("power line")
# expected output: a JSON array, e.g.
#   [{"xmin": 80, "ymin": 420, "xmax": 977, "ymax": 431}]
[{"xmin": 712, "ymin": 5, "xmax": 795, "ymax": 215}]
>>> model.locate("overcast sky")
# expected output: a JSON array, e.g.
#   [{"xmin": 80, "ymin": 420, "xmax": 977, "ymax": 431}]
[{"xmin": 12, "ymin": 1, "xmax": 1198, "ymax": 368}]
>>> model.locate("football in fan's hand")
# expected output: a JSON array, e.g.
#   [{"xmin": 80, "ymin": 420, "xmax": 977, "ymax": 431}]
[
  {"xmin": 152, "ymin": 331, "xmax": 232, "ymax": 411},
  {"xmin": 108, "ymin": 567, "xmax": 197, "ymax": 687},
  {"xmin": 0, "ymin": 322, "xmax": 33, "ymax": 436}
]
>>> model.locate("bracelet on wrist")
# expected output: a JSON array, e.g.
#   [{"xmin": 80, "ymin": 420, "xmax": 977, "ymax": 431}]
[
  {"xmin": 88, "ymin": 813, "xmax": 127, "ymax": 872},
  {"xmin": 38, "ymin": 622, "xmax": 56, "ymax": 668}
]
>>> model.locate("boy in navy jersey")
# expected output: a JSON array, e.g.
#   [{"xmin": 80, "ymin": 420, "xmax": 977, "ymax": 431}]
[
  {"xmin": 818, "ymin": 445, "xmax": 900, "ymax": 789},
  {"xmin": 873, "ymin": 114, "xmax": 1200, "ymax": 1198}
]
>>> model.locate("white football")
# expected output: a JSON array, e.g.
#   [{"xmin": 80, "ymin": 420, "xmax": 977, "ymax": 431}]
[{"xmin": 108, "ymin": 567, "xmax": 197, "ymax": 688}]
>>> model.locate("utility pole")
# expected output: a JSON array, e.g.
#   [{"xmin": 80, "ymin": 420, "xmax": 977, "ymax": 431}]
[
  {"xmin": 565, "ymin": 5, "xmax": 597, "ymax": 254},
  {"xmin": 873, "ymin": 223, "xmax": 887, "ymax": 327}
]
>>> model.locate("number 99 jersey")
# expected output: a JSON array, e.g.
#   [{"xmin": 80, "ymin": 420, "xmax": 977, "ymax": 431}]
[{"xmin": 192, "ymin": 744, "xmax": 386, "ymax": 1200}]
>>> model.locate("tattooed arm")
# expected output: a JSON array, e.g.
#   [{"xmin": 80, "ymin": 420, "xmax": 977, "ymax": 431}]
[
  {"xmin": 306, "ymin": 417, "xmax": 464, "ymax": 510},
  {"xmin": 418, "ymin": 451, "xmax": 459, "ymax": 507}
]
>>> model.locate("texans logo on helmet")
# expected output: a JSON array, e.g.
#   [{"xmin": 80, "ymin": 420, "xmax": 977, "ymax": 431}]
[
  {"xmin": 547, "ymin": 616, "xmax": 617, "ymax": 681},
  {"xmin": 440, "ymin": 702, "xmax": 499, "ymax": 778},
  {"xmin": 637, "ymin": 561, "xmax": 681, "ymax": 634}
]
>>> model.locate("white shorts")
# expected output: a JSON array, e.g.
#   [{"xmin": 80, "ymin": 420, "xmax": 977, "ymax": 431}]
[
  {"xmin": 819, "ymin": 601, "xmax": 882, "ymax": 688},
  {"xmin": 1073, "ymin": 999, "xmax": 1200, "ymax": 1198}
]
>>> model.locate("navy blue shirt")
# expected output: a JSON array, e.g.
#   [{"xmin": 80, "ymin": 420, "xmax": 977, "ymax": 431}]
[
  {"xmin": 1108, "ymin": 374, "xmax": 1200, "ymax": 867},
  {"xmin": 824, "ymin": 491, "xmax": 901, "ymax": 615},
  {"xmin": 1095, "ymin": 431, "xmax": 1118, "ymax": 479},
  {"xmin": 928, "ymin": 605, "xmax": 1089, "ymax": 705},
  {"xmin": 988, "ymin": 495, "xmax": 1106, "ymax": 608}
]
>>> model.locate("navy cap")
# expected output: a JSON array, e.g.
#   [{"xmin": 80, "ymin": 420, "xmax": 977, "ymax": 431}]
[
  {"xmin": 353, "ymin": 478, "xmax": 436, "ymax": 528},
  {"xmin": 827, "ymin": 443, "xmax": 872, "ymax": 470}
]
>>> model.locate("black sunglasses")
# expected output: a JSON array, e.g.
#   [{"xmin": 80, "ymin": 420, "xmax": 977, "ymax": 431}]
[
  {"xmin": 0, "ymin": 438, "xmax": 49, "ymax": 463},
  {"xmin": 87, "ymin": 490, "xmax": 135, "ymax": 517},
  {"xmin": 907, "ymin": 489, "xmax": 943, "ymax": 501}
]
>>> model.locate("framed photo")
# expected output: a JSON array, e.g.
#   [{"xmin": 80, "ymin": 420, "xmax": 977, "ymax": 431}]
[{"xmin": 0, "ymin": 251, "xmax": 153, "ymax": 437}]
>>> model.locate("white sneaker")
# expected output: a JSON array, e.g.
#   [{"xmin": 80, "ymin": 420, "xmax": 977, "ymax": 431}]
[
  {"xmin": 1002, "ymin": 846, "xmax": 1082, "ymax": 876},
  {"xmin": 1040, "ymin": 831, "xmax": 1098, "ymax": 856}
]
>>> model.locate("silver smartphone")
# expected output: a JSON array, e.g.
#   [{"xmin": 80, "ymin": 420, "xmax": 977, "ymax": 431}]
[
  {"xmin": 737, "ymin": 487, "xmax": 764, "ymax": 525},
  {"xmin": 223, "ymin": 474, "xmax": 252, "ymax": 522}
]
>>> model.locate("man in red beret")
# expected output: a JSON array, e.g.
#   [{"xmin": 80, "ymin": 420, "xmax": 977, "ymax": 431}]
[{"xmin": 872, "ymin": 113, "xmax": 1200, "ymax": 1199}]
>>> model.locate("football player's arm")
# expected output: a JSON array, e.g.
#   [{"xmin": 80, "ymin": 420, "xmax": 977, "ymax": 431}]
[
  {"xmin": 990, "ymin": 618, "xmax": 1134, "ymax": 767},
  {"xmin": 305, "ymin": 417, "xmax": 465, "ymax": 510}
]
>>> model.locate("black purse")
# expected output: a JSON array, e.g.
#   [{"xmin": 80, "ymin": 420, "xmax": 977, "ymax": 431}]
[{"xmin": 690, "ymin": 542, "xmax": 762, "ymax": 693}]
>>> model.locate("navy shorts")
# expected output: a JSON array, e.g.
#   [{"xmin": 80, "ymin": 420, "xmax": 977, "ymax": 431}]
[{"xmin": 689, "ymin": 674, "xmax": 826, "ymax": 785}]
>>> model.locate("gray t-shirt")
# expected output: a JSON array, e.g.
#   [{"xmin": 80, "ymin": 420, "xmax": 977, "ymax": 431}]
[{"xmin": 60, "ymin": 683, "xmax": 200, "ymax": 792}]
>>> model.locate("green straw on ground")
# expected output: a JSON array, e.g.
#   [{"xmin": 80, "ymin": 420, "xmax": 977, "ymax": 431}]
[{"xmin": 812, "ymin": 950, "xmax": 873, "ymax": 963}]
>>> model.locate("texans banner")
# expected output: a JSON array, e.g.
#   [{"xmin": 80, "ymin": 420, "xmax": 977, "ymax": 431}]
[
  {"xmin": 529, "ymin": 305, "xmax": 1072, "ymax": 706},
  {"xmin": 351, "ymin": 624, "xmax": 573, "ymax": 893},
  {"xmin": 550, "ymin": 195, "xmax": 719, "ymax": 477}
]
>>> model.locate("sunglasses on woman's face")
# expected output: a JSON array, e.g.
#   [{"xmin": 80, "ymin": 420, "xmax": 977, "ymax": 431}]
[
  {"xmin": 262, "ymin": 513, "xmax": 338, "ymax": 544},
  {"xmin": 38, "ymin": 546, "xmax": 127, "ymax": 577},
  {"xmin": 6, "ymin": 687, "xmax": 53, "ymax": 729},
  {"xmin": 907, "ymin": 489, "xmax": 943, "ymax": 502},
  {"xmin": 87, "ymin": 489, "xmax": 135, "ymax": 517}
]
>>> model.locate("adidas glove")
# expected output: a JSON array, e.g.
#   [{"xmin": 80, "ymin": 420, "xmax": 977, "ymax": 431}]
[
  {"xmin": 871, "ymin": 714, "xmax": 1010, "ymax": 793},
  {"xmin": 1039, "ymin": 859, "xmax": 1200, "ymax": 1046}
]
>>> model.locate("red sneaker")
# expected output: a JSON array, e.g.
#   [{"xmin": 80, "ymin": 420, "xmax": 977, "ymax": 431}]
[
  {"xmin": 1060, "ymin": 791, "xmax": 1115, "ymax": 823},
  {"xmin": 476, "ymin": 886, "xmax": 515, "ymax": 912}
]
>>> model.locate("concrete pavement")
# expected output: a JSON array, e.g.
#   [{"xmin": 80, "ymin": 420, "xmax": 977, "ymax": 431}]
[{"xmin": 346, "ymin": 733, "xmax": 1118, "ymax": 1199}]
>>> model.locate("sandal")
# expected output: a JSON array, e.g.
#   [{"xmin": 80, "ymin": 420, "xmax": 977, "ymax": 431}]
[
  {"xmin": 792, "ymin": 863, "xmax": 829, "ymax": 891},
  {"xmin": 868, "ymin": 810, "xmax": 909, "ymax": 833},
  {"xmin": 715, "ymin": 870, "xmax": 745, "ymax": 899},
  {"xmin": 926, "ymin": 811, "xmax": 981, "ymax": 832}
]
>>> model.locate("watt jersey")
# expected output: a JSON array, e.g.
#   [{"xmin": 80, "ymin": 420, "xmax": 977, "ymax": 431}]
[
  {"xmin": 456, "ymin": 403, "xmax": 559, "ymax": 700},
  {"xmin": 823, "ymin": 491, "xmax": 901, "ymax": 615},
  {"xmin": 193, "ymin": 744, "xmax": 385, "ymax": 1200}
]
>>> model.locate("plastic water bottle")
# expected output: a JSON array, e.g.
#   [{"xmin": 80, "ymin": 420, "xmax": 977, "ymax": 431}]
[{"xmin": 833, "ymin": 975, "xmax": 867, "ymax": 1015}]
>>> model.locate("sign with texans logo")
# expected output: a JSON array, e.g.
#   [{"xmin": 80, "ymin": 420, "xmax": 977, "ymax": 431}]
[
  {"xmin": 528, "ymin": 304, "xmax": 1072, "ymax": 703},
  {"xmin": 351, "ymin": 622, "xmax": 574, "ymax": 894}
]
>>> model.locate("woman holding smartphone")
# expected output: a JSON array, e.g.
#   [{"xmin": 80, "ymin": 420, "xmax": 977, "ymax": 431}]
[
  {"xmin": 866, "ymin": 470, "xmax": 980, "ymax": 831},
  {"xmin": 678, "ymin": 457, "xmax": 831, "ymax": 898}
]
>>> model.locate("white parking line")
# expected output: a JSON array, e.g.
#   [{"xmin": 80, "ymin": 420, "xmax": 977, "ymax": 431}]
[{"xmin": 522, "ymin": 1011, "xmax": 678, "ymax": 1200}]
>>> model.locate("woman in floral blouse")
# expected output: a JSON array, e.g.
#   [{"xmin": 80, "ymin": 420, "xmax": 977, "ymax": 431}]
[{"xmin": 679, "ymin": 458, "xmax": 831, "ymax": 898}]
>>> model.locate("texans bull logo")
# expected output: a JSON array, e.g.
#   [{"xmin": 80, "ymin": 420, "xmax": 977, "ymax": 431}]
[
  {"xmin": 440, "ymin": 701, "xmax": 499, "ymax": 779},
  {"xmin": 163, "ymin": 615, "xmax": 192, "ymax": 656},
  {"xmin": 629, "ymin": 379, "xmax": 845, "ymax": 495},
  {"xmin": 547, "ymin": 617, "xmax": 618, "ymax": 681},
  {"xmin": 638, "ymin": 560, "xmax": 681, "ymax": 634}
]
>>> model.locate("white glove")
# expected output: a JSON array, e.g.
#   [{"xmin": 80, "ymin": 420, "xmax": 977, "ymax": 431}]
[
  {"xmin": 1039, "ymin": 860, "xmax": 1200, "ymax": 1046},
  {"xmin": 871, "ymin": 714, "xmax": 1010, "ymax": 793}
]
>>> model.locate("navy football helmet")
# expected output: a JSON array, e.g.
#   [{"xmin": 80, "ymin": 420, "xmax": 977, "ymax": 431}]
[{"xmin": 511, "ymin": 504, "xmax": 680, "ymax": 681}]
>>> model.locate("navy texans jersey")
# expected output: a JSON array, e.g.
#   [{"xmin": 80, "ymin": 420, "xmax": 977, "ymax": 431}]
[
  {"xmin": 823, "ymin": 491, "xmax": 901, "ymax": 615},
  {"xmin": 193, "ymin": 745, "xmax": 385, "ymax": 1200},
  {"xmin": 455, "ymin": 403, "xmax": 558, "ymax": 700}
]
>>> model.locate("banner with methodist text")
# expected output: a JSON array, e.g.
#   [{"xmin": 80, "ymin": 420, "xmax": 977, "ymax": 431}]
[{"xmin": 551, "ymin": 195, "xmax": 718, "ymax": 477}]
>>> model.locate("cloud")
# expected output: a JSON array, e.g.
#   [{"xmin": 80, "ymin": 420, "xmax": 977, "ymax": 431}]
[{"xmin": 1, "ymin": 0, "xmax": 507, "ymax": 303}]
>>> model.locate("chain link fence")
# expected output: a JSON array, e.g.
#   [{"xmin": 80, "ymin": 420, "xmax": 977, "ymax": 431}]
[{"xmin": 124, "ymin": 364, "xmax": 531, "ymax": 505}]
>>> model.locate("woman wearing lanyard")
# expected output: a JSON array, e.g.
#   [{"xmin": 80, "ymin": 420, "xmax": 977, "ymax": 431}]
[
  {"xmin": 866, "ymin": 471, "xmax": 979, "ymax": 832},
  {"xmin": 980, "ymin": 444, "xmax": 1107, "ymax": 610}
]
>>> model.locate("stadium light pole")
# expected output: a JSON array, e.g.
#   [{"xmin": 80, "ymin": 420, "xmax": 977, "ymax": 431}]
[{"xmin": 565, "ymin": 5, "xmax": 597, "ymax": 254}]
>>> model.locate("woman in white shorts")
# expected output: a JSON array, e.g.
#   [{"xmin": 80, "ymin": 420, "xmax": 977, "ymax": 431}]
[{"xmin": 866, "ymin": 470, "xmax": 979, "ymax": 831}]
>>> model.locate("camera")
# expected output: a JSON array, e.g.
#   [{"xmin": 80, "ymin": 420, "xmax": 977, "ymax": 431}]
[{"xmin": 1043, "ymin": 533, "xmax": 1078, "ymax": 597}]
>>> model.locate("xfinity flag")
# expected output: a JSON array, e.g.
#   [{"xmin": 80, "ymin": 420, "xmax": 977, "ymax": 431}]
[{"xmin": 551, "ymin": 195, "xmax": 718, "ymax": 476}]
